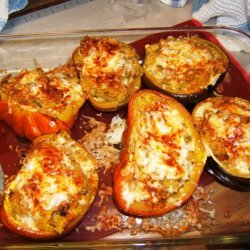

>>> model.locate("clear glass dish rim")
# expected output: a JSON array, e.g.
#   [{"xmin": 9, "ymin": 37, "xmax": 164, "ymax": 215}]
[
  {"xmin": 0, "ymin": 25, "xmax": 249, "ymax": 40},
  {"xmin": 0, "ymin": 232, "xmax": 250, "ymax": 248},
  {"xmin": 0, "ymin": 25, "xmax": 249, "ymax": 248}
]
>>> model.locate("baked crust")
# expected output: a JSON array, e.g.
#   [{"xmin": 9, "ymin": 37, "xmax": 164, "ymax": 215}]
[
  {"xmin": 113, "ymin": 90, "xmax": 206, "ymax": 216},
  {"xmin": 143, "ymin": 36, "xmax": 229, "ymax": 104},
  {"xmin": 0, "ymin": 132, "xmax": 99, "ymax": 239},
  {"xmin": 192, "ymin": 96, "xmax": 250, "ymax": 178},
  {"xmin": 72, "ymin": 36, "xmax": 143, "ymax": 111},
  {"xmin": 0, "ymin": 64, "xmax": 85, "ymax": 140}
]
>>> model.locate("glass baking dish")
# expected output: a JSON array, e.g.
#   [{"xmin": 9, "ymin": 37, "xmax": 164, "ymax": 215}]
[{"xmin": 0, "ymin": 21, "xmax": 250, "ymax": 248}]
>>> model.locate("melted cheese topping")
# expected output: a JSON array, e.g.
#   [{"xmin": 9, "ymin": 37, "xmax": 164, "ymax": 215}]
[
  {"xmin": 75, "ymin": 36, "xmax": 142, "ymax": 99},
  {"xmin": 194, "ymin": 97, "xmax": 250, "ymax": 178},
  {"xmin": 121, "ymin": 102, "xmax": 199, "ymax": 208},
  {"xmin": 106, "ymin": 115, "xmax": 127, "ymax": 144},
  {"xmin": 0, "ymin": 65, "xmax": 84, "ymax": 119},
  {"xmin": 3, "ymin": 132, "xmax": 98, "ymax": 234},
  {"xmin": 143, "ymin": 36, "xmax": 229, "ymax": 94}
]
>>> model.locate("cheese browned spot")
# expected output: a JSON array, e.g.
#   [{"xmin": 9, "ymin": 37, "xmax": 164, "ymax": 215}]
[
  {"xmin": 0, "ymin": 65, "xmax": 85, "ymax": 122},
  {"xmin": 143, "ymin": 36, "xmax": 229, "ymax": 95},
  {"xmin": 1, "ymin": 132, "xmax": 98, "ymax": 237},
  {"xmin": 193, "ymin": 96, "xmax": 250, "ymax": 178}
]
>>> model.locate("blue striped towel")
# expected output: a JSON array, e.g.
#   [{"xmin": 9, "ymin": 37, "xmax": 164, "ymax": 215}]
[
  {"xmin": 0, "ymin": 0, "xmax": 28, "ymax": 32},
  {"xmin": 192, "ymin": 0, "xmax": 250, "ymax": 33},
  {"xmin": 160, "ymin": 0, "xmax": 250, "ymax": 33}
]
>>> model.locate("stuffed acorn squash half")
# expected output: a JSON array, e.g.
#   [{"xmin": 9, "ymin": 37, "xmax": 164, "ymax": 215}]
[
  {"xmin": 192, "ymin": 96, "xmax": 250, "ymax": 190},
  {"xmin": 113, "ymin": 90, "xmax": 207, "ymax": 217},
  {"xmin": 143, "ymin": 36, "xmax": 229, "ymax": 105},
  {"xmin": 73, "ymin": 36, "xmax": 143, "ymax": 112},
  {"xmin": 0, "ymin": 64, "xmax": 85, "ymax": 141},
  {"xmin": 0, "ymin": 132, "xmax": 99, "ymax": 240}
]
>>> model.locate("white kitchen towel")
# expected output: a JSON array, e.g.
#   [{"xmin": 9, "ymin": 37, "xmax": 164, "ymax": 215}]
[
  {"xmin": 192, "ymin": 0, "xmax": 250, "ymax": 33},
  {"xmin": 0, "ymin": 0, "xmax": 28, "ymax": 32},
  {"xmin": 160, "ymin": 0, "xmax": 188, "ymax": 8}
]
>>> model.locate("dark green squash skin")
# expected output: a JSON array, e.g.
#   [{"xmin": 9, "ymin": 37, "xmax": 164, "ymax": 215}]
[
  {"xmin": 142, "ymin": 73, "xmax": 215, "ymax": 106},
  {"xmin": 206, "ymin": 157, "xmax": 250, "ymax": 192}
]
